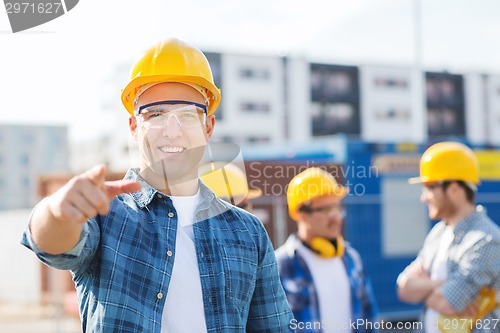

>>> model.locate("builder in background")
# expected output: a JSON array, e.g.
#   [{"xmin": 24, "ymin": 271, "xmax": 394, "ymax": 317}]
[
  {"xmin": 397, "ymin": 141, "xmax": 500, "ymax": 333},
  {"xmin": 276, "ymin": 167, "xmax": 378, "ymax": 333}
]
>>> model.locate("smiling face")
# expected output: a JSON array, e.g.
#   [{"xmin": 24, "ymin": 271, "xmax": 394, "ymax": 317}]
[
  {"xmin": 296, "ymin": 195, "xmax": 345, "ymax": 242},
  {"xmin": 129, "ymin": 82, "xmax": 215, "ymax": 192}
]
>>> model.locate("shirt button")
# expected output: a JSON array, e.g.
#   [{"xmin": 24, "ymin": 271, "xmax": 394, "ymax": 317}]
[
  {"xmin": 157, "ymin": 292, "xmax": 163, "ymax": 300},
  {"xmin": 167, "ymin": 250, "xmax": 173, "ymax": 257},
  {"xmin": 157, "ymin": 194, "xmax": 162, "ymax": 199},
  {"xmin": 168, "ymin": 212, "xmax": 174, "ymax": 218}
]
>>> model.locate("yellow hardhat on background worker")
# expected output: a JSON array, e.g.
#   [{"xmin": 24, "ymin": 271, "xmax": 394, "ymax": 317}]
[
  {"xmin": 408, "ymin": 141, "xmax": 479, "ymax": 188},
  {"xmin": 287, "ymin": 167, "xmax": 349, "ymax": 221},
  {"xmin": 200, "ymin": 162, "xmax": 262, "ymax": 206}
]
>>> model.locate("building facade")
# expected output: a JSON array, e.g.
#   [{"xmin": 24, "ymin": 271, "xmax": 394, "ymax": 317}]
[{"xmin": 70, "ymin": 50, "xmax": 500, "ymax": 172}]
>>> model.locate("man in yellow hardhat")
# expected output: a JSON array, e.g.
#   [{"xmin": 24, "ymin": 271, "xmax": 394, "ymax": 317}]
[
  {"xmin": 21, "ymin": 38, "xmax": 293, "ymax": 332},
  {"xmin": 200, "ymin": 162, "xmax": 262, "ymax": 211},
  {"xmin": 276, "ymin": 167, "xmax": 378, "ymax": 333},
  {"xmin": 397, "ymin": 142, "xmax": 500, "ymax": 333}
]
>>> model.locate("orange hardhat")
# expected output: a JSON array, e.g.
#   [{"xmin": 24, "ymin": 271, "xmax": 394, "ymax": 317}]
[
  {"xmin": 121, "ymin": 38, "xmax": 221, "ymax": 116},
  {"xmin": 287, "ymin": 167, "xmax": 349, "ymax": 221},
  {"xmin": 200, "ymin": 162, "xmax": 262, "ymax": 205},
  {"xmin": 408, "ymin": 141, "xmax": 479, "ymax": 186}
]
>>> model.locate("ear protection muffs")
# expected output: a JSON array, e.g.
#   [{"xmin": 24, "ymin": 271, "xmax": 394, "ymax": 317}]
[{"xmin": 305, "ymin": 236, "xmax": 345, "ymax": 258}]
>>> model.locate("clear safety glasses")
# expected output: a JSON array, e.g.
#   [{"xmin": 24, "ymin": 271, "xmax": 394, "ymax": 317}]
[
  {"xmin": 136, "ymin": 100, "xmax": 208, "ymax": 131},
  {"xmin": 300, "ymin": 204, "xmax": 347, "ymax": 218}
]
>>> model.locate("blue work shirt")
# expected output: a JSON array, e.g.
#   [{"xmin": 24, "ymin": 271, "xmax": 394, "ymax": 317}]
[
  {"xmin": 398, "ymin": 208, "xmax": 500, "ymax": 333},
  {"xmin": 21, "ymin": 168, "xmax": 294, "ymax": 332},
  {"xmin": 276, "ymin": 234, "xmax": 378, "ymax": 333}
]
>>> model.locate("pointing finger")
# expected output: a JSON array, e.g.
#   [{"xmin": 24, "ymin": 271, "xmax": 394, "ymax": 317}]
[{"xmin": 104, "ymin": 180, "xmax": 142, "ymax": 200}]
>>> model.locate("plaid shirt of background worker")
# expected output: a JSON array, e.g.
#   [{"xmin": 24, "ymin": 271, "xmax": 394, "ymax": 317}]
[{"xmin": 277, "ymin": 234, "xmax": 378, "ymax": 333}]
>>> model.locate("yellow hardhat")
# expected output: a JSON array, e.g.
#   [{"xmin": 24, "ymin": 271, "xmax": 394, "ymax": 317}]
[
  {"xmin": 287, "ymin": 167, "xmax": 349, "ymax": 221},
  {"xmin": 200, "ymin": 162, "xmax": 262, "ymax": 205},
  {"xmin": 408, "ymin": 142, "xmax": 479, "ymax": 186},
  {"xmin": 121, "ymin": 38, "xmax": 221, "ymax": 116}
]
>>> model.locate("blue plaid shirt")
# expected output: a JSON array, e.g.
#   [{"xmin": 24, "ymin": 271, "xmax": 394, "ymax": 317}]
[
  {"xmin": 21, "ymin": 168, "xmax": 294, "ymax": 333},
  {"xmin": 398, "ymin": 208, "xmax": 500, "ymax": 333},
  {"xmin": 276, "ymin": 234, "xmax": 378, "ymax": 333}
]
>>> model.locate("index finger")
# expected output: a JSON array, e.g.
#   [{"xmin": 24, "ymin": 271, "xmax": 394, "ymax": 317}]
[{"xmin": 103, "ymin": 180, "xmax": 142, "ymax": 200}]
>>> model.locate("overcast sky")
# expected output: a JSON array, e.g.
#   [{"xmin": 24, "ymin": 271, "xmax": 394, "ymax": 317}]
[{"xmin": 1, "ymin": 0, "xmax": 499, "ymax": 142}]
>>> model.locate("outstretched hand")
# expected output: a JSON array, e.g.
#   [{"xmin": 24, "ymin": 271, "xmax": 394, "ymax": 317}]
[{"xmin": 47, "ymin": 165, "xmax": 141, "ymax": 224}]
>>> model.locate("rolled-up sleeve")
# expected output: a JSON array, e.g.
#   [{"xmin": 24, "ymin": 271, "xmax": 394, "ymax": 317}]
[
  {"xmin": 441, "ymin": 236, "xmax": 500, "ymax": 312},
  {"xmin": 22, "ymin": 222, "xmax": 88, "ymax": 257},
  {"xmin": 20, "ymin": 211, "xmax": 99, "ymax": 273}
]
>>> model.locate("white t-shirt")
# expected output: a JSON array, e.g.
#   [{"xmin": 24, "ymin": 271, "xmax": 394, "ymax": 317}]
[
  {"xmin": 161, "ymin": 190, "xmax": 207, "ymax": 333},
  {"xmin": 297, "ymin": 242, "xmax": 352, "ymax": 333},
  {"xmin": 425, "ymin": 225, "xmax": 454, "ymax": 333}
]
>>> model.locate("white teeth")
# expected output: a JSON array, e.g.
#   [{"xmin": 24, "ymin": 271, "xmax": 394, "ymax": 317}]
[{"xmin": 160, "ymin": 147, "xmax": 184, "ymax": 153}]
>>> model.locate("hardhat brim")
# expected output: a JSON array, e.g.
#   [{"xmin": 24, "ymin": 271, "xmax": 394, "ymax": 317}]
[
  {"xmin": 247, "ymin": 188, "xmax": 262, "ymax": 200},
  {"xmin": 408, "ymin": 176, "xmax": 425, "ymax": 184},
  {"xmin": 121, "ymin": 74, "xmax": 221, "ymax": 116},
  {"xmin": 289, "ymin": 186, "xmax": 349, "ymax": 221}
]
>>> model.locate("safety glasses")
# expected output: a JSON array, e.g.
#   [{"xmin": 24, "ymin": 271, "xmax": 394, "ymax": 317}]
[
  {"xmin": 136, "ymin": 100, "xmax": 208, "ymax": 130},
  {"xmin": 300, "ymin": 204, "xmax": 346, "ymax": 218}
]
